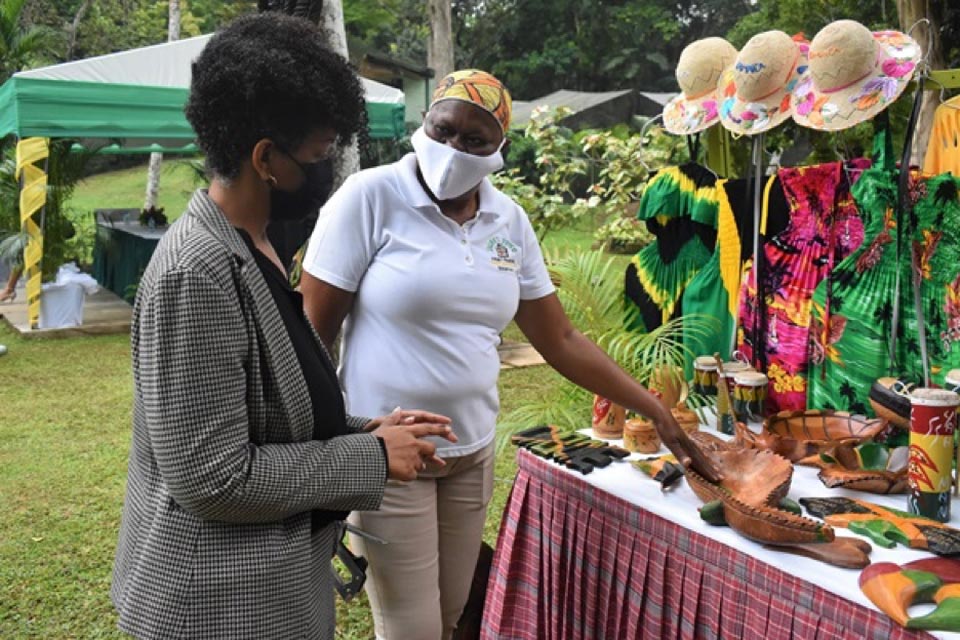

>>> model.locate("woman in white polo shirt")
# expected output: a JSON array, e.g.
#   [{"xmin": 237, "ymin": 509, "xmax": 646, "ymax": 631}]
[{"xmin": 301, "ymin": 69, "xmax": 719, "ymax": 640}]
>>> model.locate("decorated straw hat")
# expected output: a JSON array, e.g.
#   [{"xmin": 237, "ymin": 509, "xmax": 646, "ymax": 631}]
[
  {"xmin": 792, "ymin": 20, "xmax": 920, "ymax": 131},
  {"xmin": 663, "ymin": 38, "xmax": 738, "ymax": 135},
  {"xmin": 718, "ymin": 30, "xmax": 808, "ymax": 136}
]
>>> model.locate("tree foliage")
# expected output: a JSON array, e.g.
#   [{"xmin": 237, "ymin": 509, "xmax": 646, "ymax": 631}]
[
  {"xmin": 0, "ymin": 0, "xmax": 60, "ymax": 80},
  {"xmin": 454, "ymin": 0, "xmax": 752, "ymax": 100}
]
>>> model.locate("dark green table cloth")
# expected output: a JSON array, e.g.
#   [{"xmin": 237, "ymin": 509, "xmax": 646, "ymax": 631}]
[{"xmin": 92, "ymin": 219, "xmax": 166, "ymax": 301}]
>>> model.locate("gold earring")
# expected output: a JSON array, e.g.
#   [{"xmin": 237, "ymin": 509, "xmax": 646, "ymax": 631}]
[{"xmin": 266, "ymin": 175, "xmax": 278, "ymax": 187}]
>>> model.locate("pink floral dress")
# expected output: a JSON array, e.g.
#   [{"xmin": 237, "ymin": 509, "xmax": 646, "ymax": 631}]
[{"xmin": 737, "ymin": 161, "xmax": 868, "ymax": 413}]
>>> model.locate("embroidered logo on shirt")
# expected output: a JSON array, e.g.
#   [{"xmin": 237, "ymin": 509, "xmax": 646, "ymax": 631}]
[{"xmin": 487, "ymin": 236, "xmax": 519, "ymax": 272}]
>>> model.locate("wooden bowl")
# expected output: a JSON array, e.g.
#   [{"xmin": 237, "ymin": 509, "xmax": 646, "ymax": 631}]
[{"xmin": 735, "ymin": 409, "xmax": 887, "ymax": 465}]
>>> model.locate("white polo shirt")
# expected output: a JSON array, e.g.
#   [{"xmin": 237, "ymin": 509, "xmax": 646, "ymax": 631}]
[{"xmin": 303, "ymin": 153, "xmax": 555, "ymax": 456}]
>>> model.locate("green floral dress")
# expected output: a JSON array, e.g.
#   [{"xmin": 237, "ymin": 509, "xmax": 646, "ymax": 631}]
[{"xmin": 809, "ymin": 129, "xmax": 960, "ymax": 412}]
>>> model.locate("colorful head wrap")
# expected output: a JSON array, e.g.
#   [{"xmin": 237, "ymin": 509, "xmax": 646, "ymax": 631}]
[{"xmin": 430, "ymin": 69, "xmax": 512, "ymax": 133}]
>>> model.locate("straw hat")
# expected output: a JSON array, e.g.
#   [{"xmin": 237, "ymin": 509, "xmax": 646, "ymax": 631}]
[
  {"xmin": 792, "ymin": 20, "xmax": 920, "ymax": 131},
  {"xmin": 718, "ymin": 30, "xmax": 808, "ymax": 136},
  {"xmin": 663, "ymin": 37, "xmax": 738, "ymax": 135}
]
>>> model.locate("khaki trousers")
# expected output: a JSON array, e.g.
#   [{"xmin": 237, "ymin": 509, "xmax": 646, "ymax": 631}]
[{"xmin": 348, "ymin": 441, "xmax": 495, "ymax": 640}]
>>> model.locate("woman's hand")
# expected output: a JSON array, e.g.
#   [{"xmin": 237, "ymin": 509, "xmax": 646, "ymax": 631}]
[
  {"xmin": 371, "ymin": 409, "xmax": 456, "ymax": 481},
  {"xmin": 651, "ymin": 408, "xmax": 723, "ymax": 483}
]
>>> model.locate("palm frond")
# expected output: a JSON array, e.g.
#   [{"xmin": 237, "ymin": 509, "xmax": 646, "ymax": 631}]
[
  {"xmin": 684, "ymin": 392, "xmax": 717, "ymax": 426},
  {"xmin": 0, "ymin": 230, "xmax": 26, "ymax": 266}
]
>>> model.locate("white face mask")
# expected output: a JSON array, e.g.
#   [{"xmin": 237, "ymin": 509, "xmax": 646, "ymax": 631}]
[{"xmin": 411, "ymin": 126, "xmax": 504, "ymax": 201}]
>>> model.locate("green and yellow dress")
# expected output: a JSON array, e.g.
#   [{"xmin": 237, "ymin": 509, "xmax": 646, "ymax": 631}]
[{"xmin": 625, "ymin": 164, "xmax": 718, "ymax": 333}]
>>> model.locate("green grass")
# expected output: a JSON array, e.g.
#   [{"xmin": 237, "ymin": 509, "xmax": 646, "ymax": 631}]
[
  {"xmin": 69, "ymin": 160, "xmax": 202, "ymax": 222},
  {"xmin": 0, "ymin": 322, "xmax": 567, "ymax": 639}
]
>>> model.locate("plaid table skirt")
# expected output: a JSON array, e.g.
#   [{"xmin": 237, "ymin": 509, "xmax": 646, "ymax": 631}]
[{"xmin": 481, "ymin": 449, "xmax": 937, "ymax": 640}]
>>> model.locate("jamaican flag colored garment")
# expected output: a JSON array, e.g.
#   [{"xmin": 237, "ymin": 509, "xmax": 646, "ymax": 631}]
[
  {"xmin": 625, "ymin": 163, "xmax": 718, "ymax": 332},
  {"xmin": 807, "ymin": 163, "xmax": 901, "ymax": 414},
  {"xmin": 899, "ymin": 173, "xmax": 960, "ymax": 387},
  {"xmin": 737, "ymin": 161, "xmax": 867, "ymax": 414},
  {"xmin": 681, "ymin": 177, "xmax": 790, "ymax": 378}
]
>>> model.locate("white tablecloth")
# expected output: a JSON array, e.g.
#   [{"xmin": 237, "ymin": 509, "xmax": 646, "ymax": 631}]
[{"xmin": 574, "ymin": 421, "xmax": 960, "ymax": 640}]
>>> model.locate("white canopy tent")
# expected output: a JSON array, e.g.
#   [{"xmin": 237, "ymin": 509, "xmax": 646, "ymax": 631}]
[{"xmin": 16, "ymin": 34, "xmax": 405, "ymax": 104}]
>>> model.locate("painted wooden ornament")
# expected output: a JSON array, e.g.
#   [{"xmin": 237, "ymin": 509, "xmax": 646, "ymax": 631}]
[
  {"xmin": 511, "ymin": 424, "xmax": 629, "ymax": 474},
  {"xmin": 623, "ymin": 417, "xmax": 660, "ymax": 454},
  {"xmin": 591, "ymin": 395, "xmax": 625, "ymax": 439},
  {"xmin": 859, "ymin": 558, "xmax": 960, "ymax": 631},
  {"xmin": 817, "ymin": 443, "xmax": 910, "ymax": 494},
  {"xmin": 800, "ymin": 496, "xmax": 960, "ymax": 555}
]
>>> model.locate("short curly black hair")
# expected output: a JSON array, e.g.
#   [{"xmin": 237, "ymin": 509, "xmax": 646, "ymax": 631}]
[{"xmin": 186, "ymin": 12, "xmax": 367, "ymax": 179}]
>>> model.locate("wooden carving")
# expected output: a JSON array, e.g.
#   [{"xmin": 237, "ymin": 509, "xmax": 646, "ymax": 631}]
[
  {"xmin": 800, "ymin": 496, "xmax": 960, "ymax": 555},
  {"xmin": 623, "ymin": 418, "xmax": 660, "ymax": 454},
  {"xmin": 644, "ymin": 435, "xmax": 871, "ymax": 567},
  {"xmin": 671, "ymin": 402, "xmax": 700, "ymax": 435},
  {"xmin": 735, "ymin": 410, "xmax": 887, "ymax": 465},
  {"xmin": 860, "ymin": 559, "xmax": 960, "ymax": 631},
  {"xmin": 686, "ymin": 448, "xmax": 834, "ymax": 545},
  {"xmin": 868, "ymin": 377, "xmax": 913, "ymax": 430},
  {"xmin": 510, "ymin": 425, "xmax": 629, "ymax": 474},
  {"xmin": 817, "ymin": 444, "xmax": 909, "ymax": 494}
]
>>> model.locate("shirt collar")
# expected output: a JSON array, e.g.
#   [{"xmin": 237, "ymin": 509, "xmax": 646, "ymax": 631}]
[{"xmin": 396, "ymin": 152, "xmax": 502, "ymax": 220}]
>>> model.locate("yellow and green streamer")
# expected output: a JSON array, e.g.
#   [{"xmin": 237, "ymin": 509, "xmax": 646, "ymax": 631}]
[{"xmin": 15, "ymin": 138, "xmax": 49, "ymax": 329}]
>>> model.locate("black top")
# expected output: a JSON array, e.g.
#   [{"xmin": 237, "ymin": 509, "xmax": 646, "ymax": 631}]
[{"xmin": 237, "ymin": 228, "xmax": 351, "ymax": 528}]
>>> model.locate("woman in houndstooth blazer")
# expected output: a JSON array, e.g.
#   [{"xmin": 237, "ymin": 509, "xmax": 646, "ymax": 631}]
[{"xmin": 111, "ymin": 14, "xmax": 454, "ymax": 639}]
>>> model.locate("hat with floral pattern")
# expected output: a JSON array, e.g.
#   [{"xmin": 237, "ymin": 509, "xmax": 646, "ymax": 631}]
[
  {"xmin": 718, "ymin": 30, "xmax": 809, "ymax": 136},
  {"xmin": 791, "ymin": 20, "xmax": 920, "ymax": 131},
  {"xmin": 663, "ymin": 37, "xmax": 739, "ymax": 135}
]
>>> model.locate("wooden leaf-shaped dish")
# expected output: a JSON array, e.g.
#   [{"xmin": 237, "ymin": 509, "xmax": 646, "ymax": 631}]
[
  {"xmin": 686, "ymin": 448, "xmax": 833, "ymax": 545},
  {"xmin": 736, "ymin": 410, "xmax": 886, "ymax": 465}
]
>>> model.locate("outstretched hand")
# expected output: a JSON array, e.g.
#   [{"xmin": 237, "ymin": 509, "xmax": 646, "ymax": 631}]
[
  {"xmin": 653, "ymin": 410, "xmax": 723, "ymax": 483},
  {"xmin": 370, "ymin": 409, "xmax": 456, "ymax": 481}
]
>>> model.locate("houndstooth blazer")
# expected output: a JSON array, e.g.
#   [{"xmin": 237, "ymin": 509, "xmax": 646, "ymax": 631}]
[{"xmin": 111, "ymin": 190, "xmax": 386, "ymax": 639}]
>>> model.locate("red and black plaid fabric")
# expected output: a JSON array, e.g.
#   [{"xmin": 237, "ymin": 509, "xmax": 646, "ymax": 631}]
[{"xmin": 481, "ymin": 449, "xmax": 937, "ymax": 640}]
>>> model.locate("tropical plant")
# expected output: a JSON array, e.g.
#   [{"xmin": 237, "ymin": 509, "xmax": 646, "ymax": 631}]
[
  {"xmin": 592, "ymin": 216, "xmax": 652, "ymax": 254},
  {"xmin": 0, "ymin": 0, "xmax": 62, "ymax": 81},
  {"xmin": 0, "ymin": 140, "xmax": 98, "ymax": 280},
  {"xmin": 495, "ymin": 248, "xmax": 719, "ymax": 450}
]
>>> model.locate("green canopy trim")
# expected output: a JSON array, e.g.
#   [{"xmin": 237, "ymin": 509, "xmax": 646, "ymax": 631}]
[
  {"xmin": 0, "ymin": 76, "xmax": 405, "ymax": 147},
  {"xmin": 69, "ymin": 142, "xmax": 200, "ymax": 155}
]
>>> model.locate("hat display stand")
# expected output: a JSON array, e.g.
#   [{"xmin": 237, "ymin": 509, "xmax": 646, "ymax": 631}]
[{"xmin": 650, "ymin": 21, "xmax": 960, "ymax": 407}]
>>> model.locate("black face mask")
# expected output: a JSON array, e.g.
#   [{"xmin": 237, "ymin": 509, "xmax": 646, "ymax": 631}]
[{"xmin": 269, "ymin": 150, "xmax": 333, "ymax": 222}]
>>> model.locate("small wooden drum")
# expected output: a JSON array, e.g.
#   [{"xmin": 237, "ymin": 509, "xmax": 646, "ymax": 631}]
[
  {"xmin": 692, "ymin": 356, "xmax": 719, "ymax": 396},
  {"xmin": 716, "ymin": 362, "xmax": 752, "ymax": 418},
  {"xmin": 733, "ymin": 371, "xmax": 769, "ymax": 421}
]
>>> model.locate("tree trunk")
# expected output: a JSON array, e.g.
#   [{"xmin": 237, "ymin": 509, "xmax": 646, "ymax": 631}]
[
  {"xmin": 427, "ymin": 0, "xmax": 454, "ymax": 79},
  {"xmin": 897, "ymin": 0, "xmax": 943, "ymax": 166},
  {"xmin": 65, "ymin": 0, "xmax": 91, "ymax": 61},
  {"xmin": 144, "ymin": 0, "xmax": 182, "ymax": 211},
  {"xmin": 319, "ymin": 0, "xmax": 359, "ymax": 190}
]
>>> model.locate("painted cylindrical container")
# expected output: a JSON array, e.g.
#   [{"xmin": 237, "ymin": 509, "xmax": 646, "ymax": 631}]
[
  {"xmin": 592, "ymin": 395, "xmax": 625, "ymax": 439},
  {"xmin": 733, "ymin": 371, "xmax": 769, "ymax": 422},
  {"xmin": 716, "ymin": 362, "xmax": 752, "ymax": 433},
  {"xmin": 692, "ymin": 356, "xmax": 719, "ymax": 396},
  {"xmin": 908, "ymin": 388, "xmax": 959, "ymax": 522}
]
